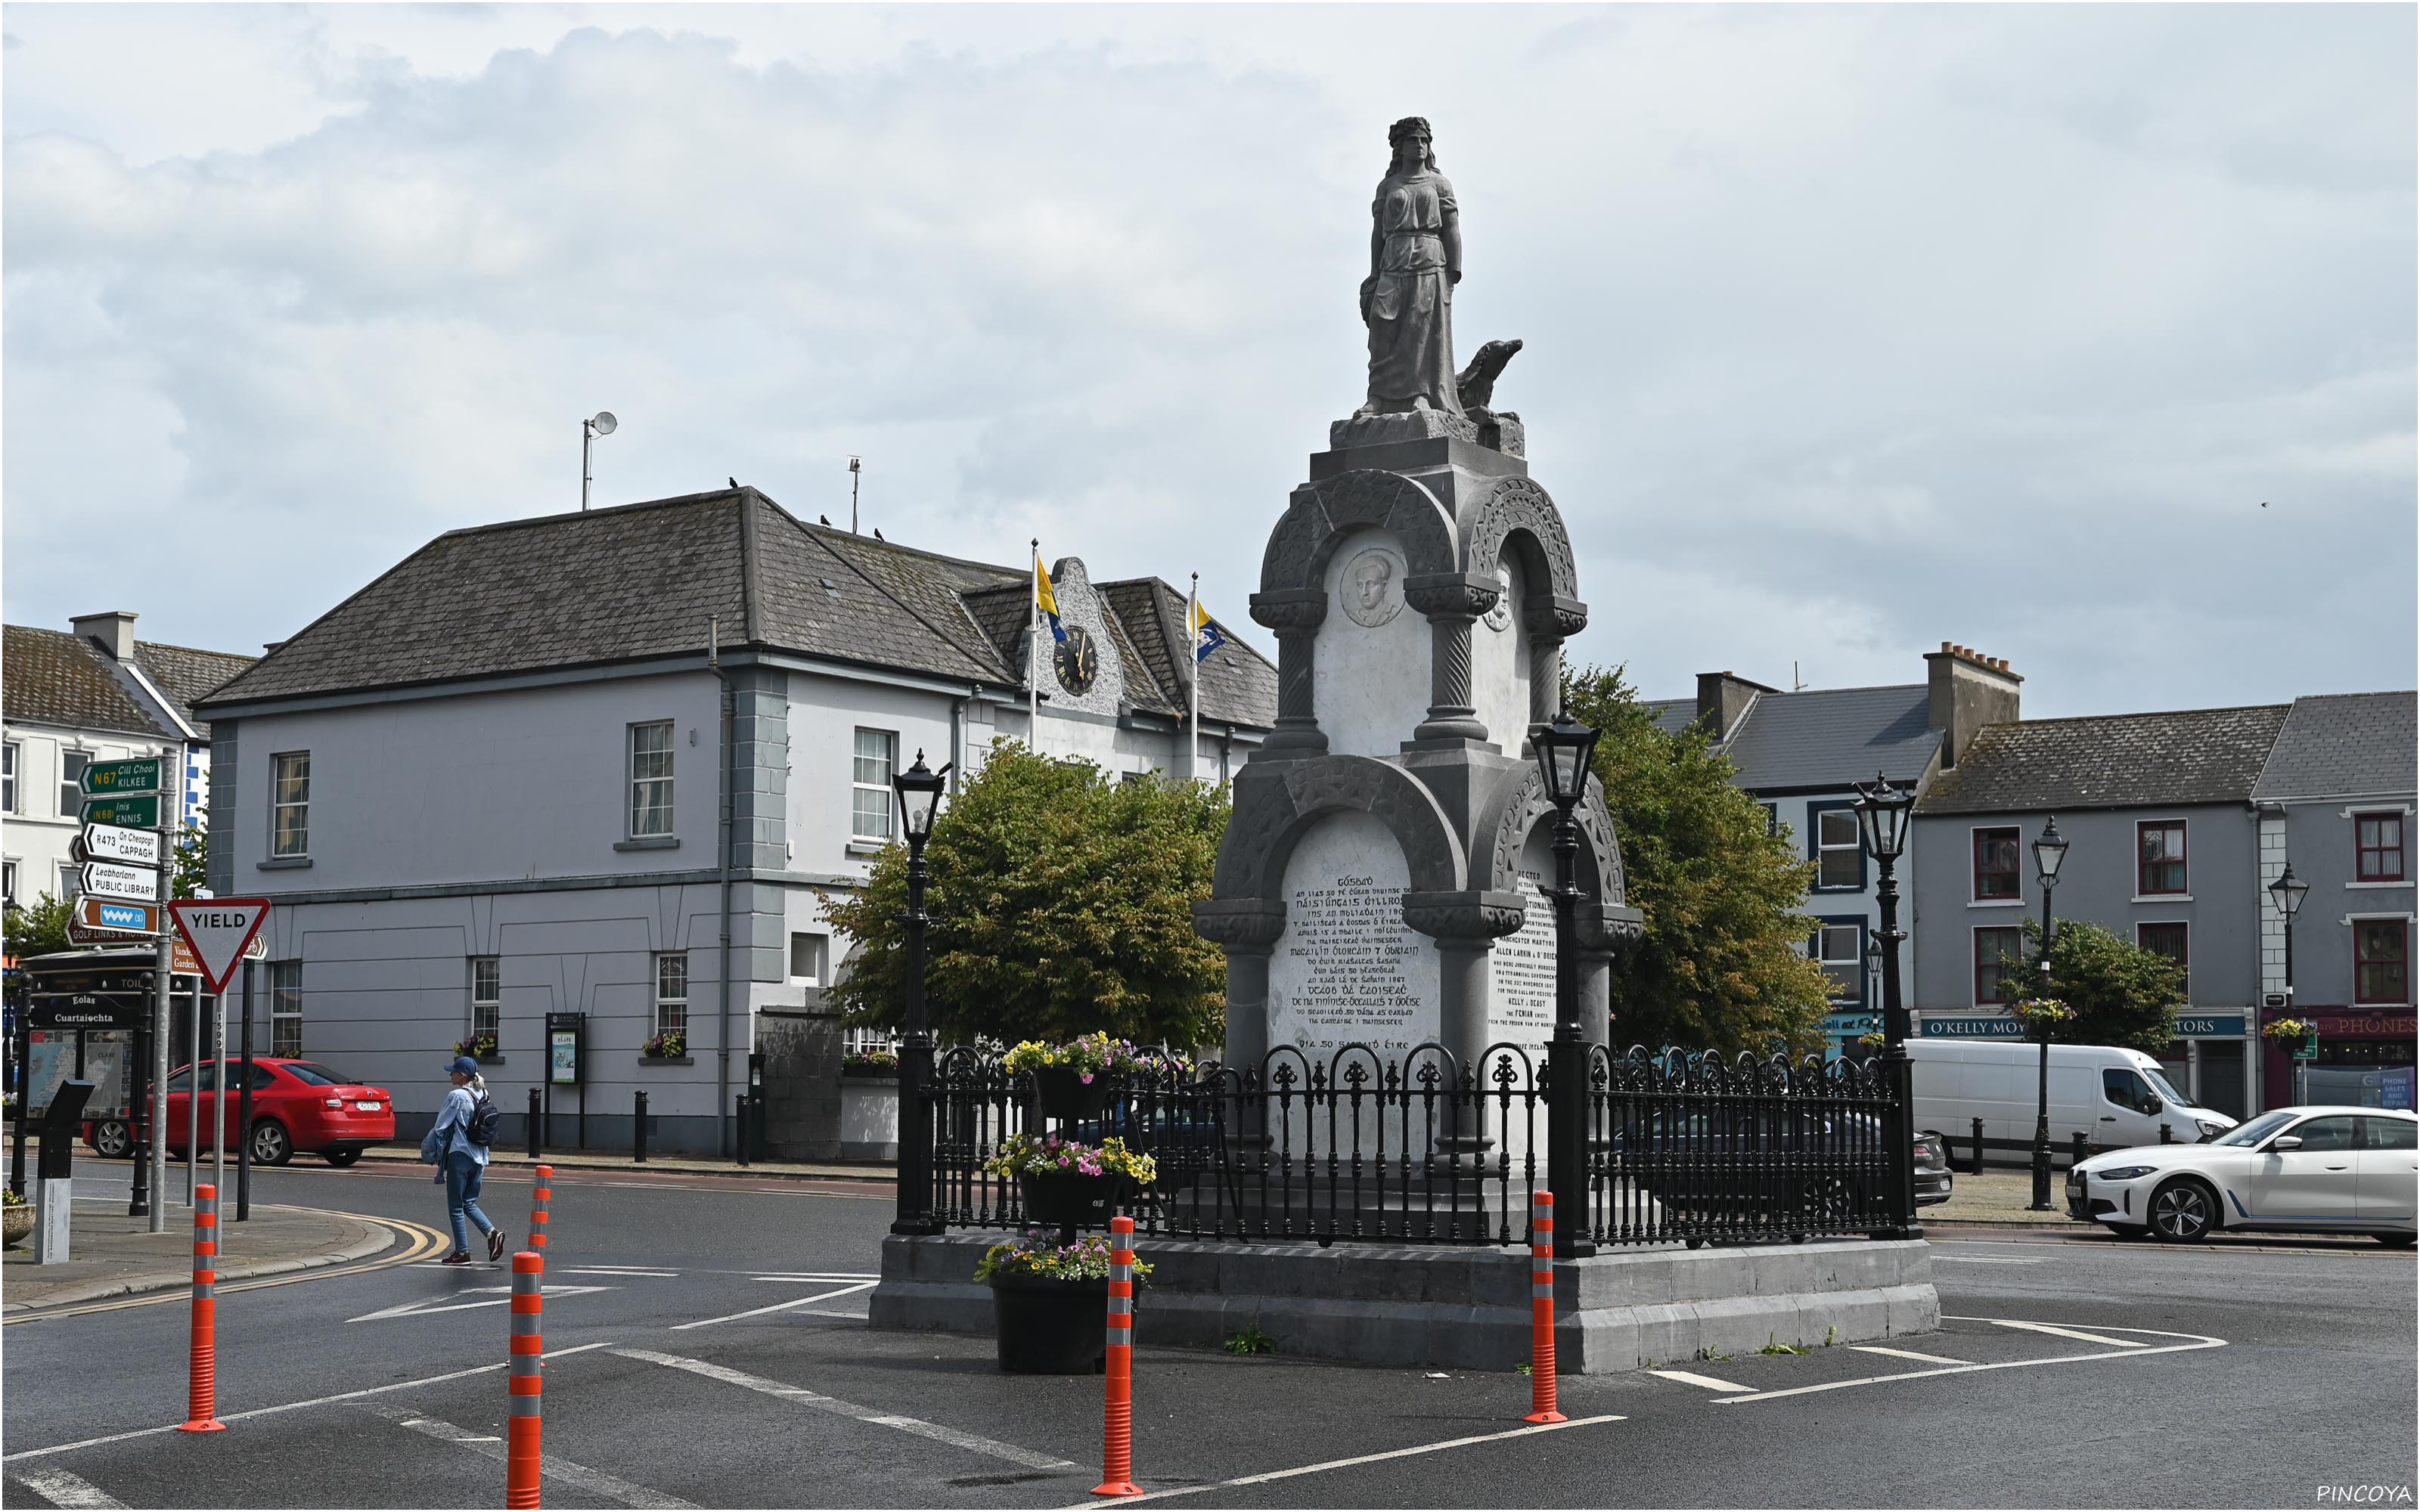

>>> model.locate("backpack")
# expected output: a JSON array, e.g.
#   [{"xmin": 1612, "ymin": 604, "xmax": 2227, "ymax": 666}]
[{"xmin": 465, "ymin": 1090, "xmax": 501, "ymax": 1148}]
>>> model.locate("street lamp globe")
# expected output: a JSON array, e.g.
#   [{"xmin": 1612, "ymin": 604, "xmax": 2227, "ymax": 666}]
[
  {"xmin": 2268, "ymin": 861, "xmax": 2310, "ymax": 920},
  {"xmin": 1851, "ymin": 771, "xmax": 1913, "ymax": 863},
  {"xmin": 2032, "ymin": 816, "xmax": 2070, "ymax": 889},
  {"xmin": 1531, "ymin": 706, "xmax": 1599, "ymax": 810},
  {"xmin": 892, "ymin": 750, "xmax": 951, "ymax": 843}
]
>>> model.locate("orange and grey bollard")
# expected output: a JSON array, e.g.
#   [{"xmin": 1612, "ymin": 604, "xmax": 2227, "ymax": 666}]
[
  {"xmin": 529, "ymin": 1164, "xmax": 551, "ymax": 1252},
  {"xmin": 1091, "ymin": 1215, "xmax": 1143, "ymax": 1497},
  {"xmin": 507, "ymin": 1252, "xmax": 544, "ymax": 1507},
  {"xmin": 1523, "ymin": 1191, "xmax": 1565, "ymax": 1424},
  {"xmin": 178, "ymin": 1183, "xmax": 227, "ymax": 1433}
]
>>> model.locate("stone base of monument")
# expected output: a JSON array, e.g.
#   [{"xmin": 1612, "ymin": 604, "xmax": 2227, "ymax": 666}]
[{"xmin": 870, "ymin": 1232, "xmax": 1937, "ymax": 1374}]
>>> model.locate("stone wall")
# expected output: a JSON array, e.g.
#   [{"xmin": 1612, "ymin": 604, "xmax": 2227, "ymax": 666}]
[{"xmin": 755, "ymin": 1002, "xmax": 843, "ymax": 1160}]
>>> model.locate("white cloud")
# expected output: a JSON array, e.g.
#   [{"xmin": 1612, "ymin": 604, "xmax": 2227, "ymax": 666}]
[{"xmin": 3, "ymin": 4, "xmax": 2411, "ymax": 717}]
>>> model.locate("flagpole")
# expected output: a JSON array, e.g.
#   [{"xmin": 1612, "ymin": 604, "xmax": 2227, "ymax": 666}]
[
  {"xmin": 1028, "ymin": 539, "xmax": 1041, "ymax": 736},
  {"xmin": 1187, "ymin": 574, "xmax": 1201, "ymax": 785}
]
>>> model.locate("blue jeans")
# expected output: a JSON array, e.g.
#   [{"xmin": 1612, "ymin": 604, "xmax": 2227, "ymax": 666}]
[{"xmin": 444, "ymin": 1152, "xmax": 495, "ymax": 1256}]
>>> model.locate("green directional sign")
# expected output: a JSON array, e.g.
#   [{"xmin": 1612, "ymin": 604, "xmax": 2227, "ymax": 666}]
[
  {"xmin": 79, "ymin": 793, "xmax": 162, "ymax": 829},
  {"xmin": 79, "ymin": 758, "xmax": 163, "ymax": 796}
]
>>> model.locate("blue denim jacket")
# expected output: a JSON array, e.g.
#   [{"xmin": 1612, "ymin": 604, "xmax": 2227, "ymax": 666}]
[{"xmin": 419, "ymin": 1085, "xmax": 490, "ymax": 1172}]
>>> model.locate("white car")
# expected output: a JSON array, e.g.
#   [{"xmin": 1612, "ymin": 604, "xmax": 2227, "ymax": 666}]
[{"xmin": 2068, "ymin": 1105, "xmax": 2418, "ymax": 1245}]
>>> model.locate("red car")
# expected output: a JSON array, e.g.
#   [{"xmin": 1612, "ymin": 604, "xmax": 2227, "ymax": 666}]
[{"xmin": 83, "ymin": 1058, "xmax": 396, "ymax": 1167}]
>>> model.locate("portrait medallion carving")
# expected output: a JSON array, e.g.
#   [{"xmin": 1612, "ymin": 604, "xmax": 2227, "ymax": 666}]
[{"xmin": 1340, "ymin": 547, "xmax": 1406, "ymax": 628}]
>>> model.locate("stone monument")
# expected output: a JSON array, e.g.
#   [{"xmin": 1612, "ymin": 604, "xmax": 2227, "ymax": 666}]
[{"xmin": 1194, "ymin": 116, "xmax": 1642, "ymax": 1103}]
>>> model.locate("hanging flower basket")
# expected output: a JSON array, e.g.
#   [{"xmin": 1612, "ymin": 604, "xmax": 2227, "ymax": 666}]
[
  {"xmin": 1002, "ymin": 1035, "xmax": 1178, "ymax": 1123},
  {"xmin": 987, "ymin": 1133, "xmax": 1156, "ymax": 1236}
]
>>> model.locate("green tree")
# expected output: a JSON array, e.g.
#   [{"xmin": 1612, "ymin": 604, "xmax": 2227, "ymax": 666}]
[
  {"xmin": 2002, "ymin": 918, "xmax": 2183, "ymax": 1052},
  {"xmin": 173, "ymin": 818, "xmax": 209, "ymax": 900},
  {"xmin": 819, "ymin": 742, "xmax": 1228, "ymax": 1049},
  {"xmin": 2, "ymin": 893, "xmax": 73, "ymax": 959},
  {"xmin": 1563, "ymin": 665, "xmax": 1834, "ymax": 1057}
]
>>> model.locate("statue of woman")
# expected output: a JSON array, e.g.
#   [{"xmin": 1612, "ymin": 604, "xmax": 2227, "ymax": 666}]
[{"xmin": 1355, "ymin": 117, "xmax": 1463, "ymax": 419}]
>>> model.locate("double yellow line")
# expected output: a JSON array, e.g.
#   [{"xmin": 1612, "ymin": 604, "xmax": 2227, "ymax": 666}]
[{"xmin": 4, "ymin": 1207, "xmax": 451, "ymax": 1325}]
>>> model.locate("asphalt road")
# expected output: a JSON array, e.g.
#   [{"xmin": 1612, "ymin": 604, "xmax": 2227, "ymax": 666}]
[{"xmin": 5, "ymin": 1152, "xmax": 2412, "ymax": 1509}]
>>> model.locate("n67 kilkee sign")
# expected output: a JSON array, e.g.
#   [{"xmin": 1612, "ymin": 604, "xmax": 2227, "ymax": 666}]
[{"xmin": 78, "ymin": 758, "xmax": 163, "ymax": 795}]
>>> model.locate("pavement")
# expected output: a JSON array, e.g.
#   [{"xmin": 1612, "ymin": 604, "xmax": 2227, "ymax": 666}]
[
  {"xmin": 2, "ymin": 1149, "xmax": 2412, "ymax": 1508},
  {"xmin": 1922, "ymin": 1168, "xmax": 2094, "ymax": 1228},
  {"xmin": 2, "ymin": 1191, "xmax": 418, "ymax": 1312},
  {"xmin": 350, "ymin": 1142, "xmax": 896, "ymax": 1185}
]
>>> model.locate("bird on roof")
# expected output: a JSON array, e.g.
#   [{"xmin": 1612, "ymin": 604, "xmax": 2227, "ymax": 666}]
[
  {"xmin": 820, "ymin": 514, "xmax": 832, "ymax": 525},
  {"xmin": 873, "ymin": 527, "xmax": 885, "ymax": 541},
  {"xmin": 729, "ymin": 476, "xmax": 739, "ymax": 489}
]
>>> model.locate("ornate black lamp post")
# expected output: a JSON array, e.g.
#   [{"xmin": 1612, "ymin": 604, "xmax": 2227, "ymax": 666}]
[
  {"xmin": 1850, "ymin": 772, "xmax": 1917, "ymax": 1237},
  {"xmin": 1531, "ymin": 706, "xmax": 1600, "ymax": 1259},
  {"xmin": 890, "ymin": 750, "xmax": 951, "ymax": 1236},
  {"xmin": 2027, "ymin": 816, "xmax": 2069, "ymax": 1211},
  {"xmin": 2269, "ymin": 862, "xmax": 2310, "ymax": 1105}
]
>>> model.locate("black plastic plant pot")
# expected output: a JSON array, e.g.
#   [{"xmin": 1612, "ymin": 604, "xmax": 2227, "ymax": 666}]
[
  {"xmin": 1017, "ymin": 1171, "xmax": 1134, "ymax": 1235},
  {"xmin": 988, "ymin": 1275, "xmax": 1109, "ymax": 1374},
  {"xmin": 1024, "ymin": 1067, "xmax": 1117, "ymax": 1125}
]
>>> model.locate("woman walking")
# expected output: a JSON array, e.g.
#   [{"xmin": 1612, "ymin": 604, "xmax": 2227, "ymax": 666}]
[{"xmin": 422, "ymin": 1055, "xmax": 507, "ymax": 1265}]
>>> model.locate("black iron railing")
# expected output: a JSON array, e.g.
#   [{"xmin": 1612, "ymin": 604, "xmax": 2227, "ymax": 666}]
[{"xmin": 916, "ymin": 1043, "xmax": 1903, "ymax": 1248}]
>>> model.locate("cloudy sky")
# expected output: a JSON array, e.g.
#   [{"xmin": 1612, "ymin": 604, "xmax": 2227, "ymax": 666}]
[{"xmin": 6, "ymin": 4, "xmax": 2412, "ymax": 716}]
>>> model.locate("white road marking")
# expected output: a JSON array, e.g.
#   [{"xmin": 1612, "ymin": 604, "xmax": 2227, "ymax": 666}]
[
  {"xmin": 1986, "ymin": 1318, "xmax": 2145, "ymax": 1348},
  {"xmin": 14, "ymin": 1468, "xmax": 128, "ymax": 1508},
  {"xmin": 1060, "ymin": 1414, "xmax": 1626, "ymax": 1506},
  {"xmin": 1928, "ymin": 1256, "xmax": 2046, "ymax": 1265},
  {"xmin": 0, "ymin": 1342, "xmax": 616, "ymax": 1463},
  {"xmin": 614, "ymin": 1347, "xmax": 1074, "ymax": 1470},
  {"xmin": 1716, "ymin": 1322, "xmax": 2227, "ymax": 1405},
  {"xmin": 349, "ymin": 1283, "xmax": 613, "ymax": 1322},
  {"xmin": 359, "ymin": 1406, "xmax": 697, "ymax": 1507},
  {"xmin": 669, "ymin": 1280, "xmax": 876, "ymax": 1329},
  {"xmin": 561, "ymin": 1267, "xmax": 679, "ymax": 1278},
  {"xmin": 1646, "ymin": 1368, "xmax": 1755, "ymax": 1394},
  {"xmin": 798, "ymin": 1309, "xmax": 870, "ymax": 1319},
  {"xmin": 1850, "ymin": 1346, "xmax": 1970, "ymax": 1365},
  {"xmin": 749, "ymin": 1273, "xmax": 880, "ymax": 1282}
]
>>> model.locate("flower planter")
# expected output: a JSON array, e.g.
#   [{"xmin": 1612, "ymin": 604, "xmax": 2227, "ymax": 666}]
[
  {"xmin": 1024, "ymin": 1067, "xmax": 1115, "ymax": 1125},
  {"xmin": 988, "ymin": 1274, "xmax": 1108, "ymax": 1374},
  {"xmin": 1017, "ymin": 1170, "xmax": 1134, "ymax": 1236},
  {"xmin": 839, "ymin": 1077, "xmax": 900, "ymax": 1161},
  {"xmin": 2, "ymin": 1204, "xmax": 33, "ymax": 1250}
]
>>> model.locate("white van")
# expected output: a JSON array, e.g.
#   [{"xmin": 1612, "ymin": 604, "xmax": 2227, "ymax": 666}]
[{"xmin": 1905, "ymin": 1039, "xmax": 2236, "ymax": 1163}]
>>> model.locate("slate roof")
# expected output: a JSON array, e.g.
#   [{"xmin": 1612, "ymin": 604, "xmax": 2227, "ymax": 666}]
[
  {"xmin": 4, "ymin": 625, "xmax": 255, "ymax": 742},
  {"xmin": 1644, "ymin": 698, "xmax": 1699, "ymax": 738},
  {"xmin": 2251, "ymin": 691, "xmax": 2418, "ymax": 801},
  {"xmin": 1717, "ymin": 684, "xmax": 1940, "ymax": 793},
  {"xmin": 198, "ymin": 488, "xmax": 1277, "ymax": 730},
  {"xmin": 1916, "ymin": 704, "xmax": 2291, "ymax": 816},
  {"xmin": 1097, "ymin": 578, "xmax": 1279, "ymax": 731}
]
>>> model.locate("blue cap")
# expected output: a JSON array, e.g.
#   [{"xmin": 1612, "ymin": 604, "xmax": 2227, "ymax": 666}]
[{"xmin": 445, "ymin": 1055, "xmax": 480, "ymax": 1078}]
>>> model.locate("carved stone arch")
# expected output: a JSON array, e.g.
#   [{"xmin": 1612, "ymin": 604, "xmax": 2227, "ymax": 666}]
[
  {"xmin": 1258, "ymin": 469, "xmax": 1459, "ymax": 596},
  {"xmin": 1462, "ymin": 476, "xmax": 1581, "ymax": 604},
  {"xmin": 1478, "ymin": 762, "xmax": 1630, "ymax": 909},
  {"xmin": 1210, "ymin": 754, "xmax": 1467, "ymax": 903}
]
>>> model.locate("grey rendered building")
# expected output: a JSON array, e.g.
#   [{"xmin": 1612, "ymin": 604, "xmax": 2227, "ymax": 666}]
[
  {"xmin": 1907, "ymin": 703, "xmax": 2291, "ymax": 1120},
  {"xmin": 1652, "ymin": 645, "xmax": 2021, "ymax": 1051},
  {"xmin": 196, "ymin": 486, "xmax": 1274, "ymax": 1154},
  {"xmin": 2250, "ymin": 692, "xmax": 2416, "ymax": 1111}
]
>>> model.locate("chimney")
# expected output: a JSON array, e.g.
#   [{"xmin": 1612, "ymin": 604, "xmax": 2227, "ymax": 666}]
[
  {"xmin": 72, "ymin": 611, "xmax": 138, "ymax": 662},
  {"xmin": 1694, "ymin": 670, "xmax": 1778, "ymax": 742},
  {"xmin": 1926, "ymin": 642, "xmax": 2022, "ymax": 768}
]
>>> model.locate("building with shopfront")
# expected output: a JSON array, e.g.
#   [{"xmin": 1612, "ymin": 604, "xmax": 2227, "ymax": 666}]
[{"xmin": 194, "ymin": 485, "xmax": 1274, "ymax": 1155}]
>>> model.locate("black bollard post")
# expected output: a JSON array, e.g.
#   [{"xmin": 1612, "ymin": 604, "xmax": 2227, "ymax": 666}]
[
  {"xmin": 1971, "ymin": 1117, "xmax": 1986, "ymax": 1176},
  {"xmin": 2159, "ymin": 1123, "xmax": 2173, "ymax": 1145},
  {"xmin": 734, "ymin": 1095, "xmax": 750, "ymax": 1168},
  {"xmin": 633, "ymin": 1090, "xmax": 648, "ymax": 1164},
  {"xmin": 526, "ymin": 1086, "xmax": 541, "ymax": 1160},
  {"xmin": 2069, "ymin": 1131, "xmax": 2087, "ymax": 1170}
]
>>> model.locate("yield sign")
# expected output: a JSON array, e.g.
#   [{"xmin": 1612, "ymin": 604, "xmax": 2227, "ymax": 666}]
[{"xmin": 168, "ymin": 898, "xmax": 272, "ymax": 993}]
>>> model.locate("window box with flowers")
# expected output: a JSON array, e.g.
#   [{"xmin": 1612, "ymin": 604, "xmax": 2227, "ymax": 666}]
[
  {"xmin": 453, "ymin": 1033, "xmax": 503, "ymax": 1065},
  {"xmin": 640, "ymin": 1030, "xmax": 692, "ymax": 1066},
  {"xmin": 975, "ymin": 1229, "xmax": 1156, "ymax": 1374}
]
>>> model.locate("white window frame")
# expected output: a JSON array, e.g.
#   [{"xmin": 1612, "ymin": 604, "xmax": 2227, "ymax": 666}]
[
  {"xmin": 2, "ymin": 740, "xmax": 17, "ymax": 813},
  {"xmin": 628, "ymin": 720, "xmax": 675, "ymax": 838},
  {"xmin": 1814, "ymin": 922, "xmax": 1863, "ymax": 1003},
  {"xmin": 852, "ymin": 728, "xmax": 897, "ymax": 844},
  {"xmin": 654, "ymin": 952, "xmax": 690, "ymax": 1036},
  {"xmin": 270, "ymin": 751, "xmax": 311, "ymax": 858},
  {"xmin": 2, "ymin": 859, "xmax": 17, "ymax": 906},
  {"xmin": 470, "ymin": 956, "xmax": 501, "ymax": 1044},
  {"xmin": 2348, "ymin": 912, "xmax": 2415, "ymax": 1009},
  {"xmin": 789, "ymin": 933, "xmax": 828, "ymax": 987},
  {"xmin": 1813, "ymin": 807, "xmax": 1862, "ymax": 891},
  {"xmin": 57, "ymin": 861, "xmax": 79, "ymax": 901},
  {"xmin": 60, "ymin": 748, "xmax": 89, "ymax": 820},
  {"xmin": 269, "ymin": 959, "xmax": 303, "ymax": 1058}
]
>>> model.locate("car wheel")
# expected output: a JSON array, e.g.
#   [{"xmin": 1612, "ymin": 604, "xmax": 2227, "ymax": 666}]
[
  {"xmin": 2374, "ymin": 1232, "xmax": 2416, "ymax": 1248},
  {"xmin": 324, "ymin": 1148, "xmax": 361, "ymax": 1168},
  {"xmin": 2148, "ymin": 1178, "xmax": 2217, "ymax": 1242},
  {"xmin": 92, "ymin": 1120, "xmax": 133, "ymax": 1159},
  {"xmin": 250, "ymin": 1119, "xmax": 294, "ymax": 1167}
]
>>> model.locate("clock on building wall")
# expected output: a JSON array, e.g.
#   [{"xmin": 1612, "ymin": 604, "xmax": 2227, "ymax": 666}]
[{"xmin": 1053, "ymin": 625, "xmax": 1100, "ymax": 696}]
